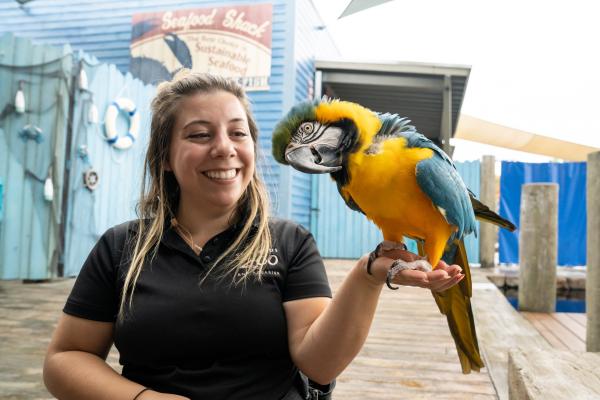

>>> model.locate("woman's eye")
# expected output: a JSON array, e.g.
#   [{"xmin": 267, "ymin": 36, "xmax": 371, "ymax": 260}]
[
  {"xmin": 232, "ymin": 131, "xmax": 249, "ymax": 137},
  {"xmin": 189, "ymin": 132, "xmax": 210, "ymax": 139}
]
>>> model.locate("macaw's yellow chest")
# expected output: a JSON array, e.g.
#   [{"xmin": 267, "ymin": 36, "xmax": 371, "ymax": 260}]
[{"xmin": 340, "ymin": 138, "xmax": 447, "ymax": 242}]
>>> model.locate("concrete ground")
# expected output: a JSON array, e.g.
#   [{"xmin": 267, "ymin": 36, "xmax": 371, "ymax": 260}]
[{"xmin": 1, "ymin": 278, "xmax": 72, "ymax": 400}]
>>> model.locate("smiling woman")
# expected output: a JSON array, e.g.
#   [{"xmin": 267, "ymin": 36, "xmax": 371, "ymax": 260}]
[{"xmin": 43, "ymin": 72, "xmax": 465, "ymax": 400}]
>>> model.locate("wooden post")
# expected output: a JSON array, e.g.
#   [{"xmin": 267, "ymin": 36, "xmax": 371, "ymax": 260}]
[
  {"xmin": 518, "ymin": 183, "xmax": 558, "ymax": 312},
  {"xmin": 587, "ymin": 151, "xmax": 600, "ymax": 351},
  {"xmin": 479, "ymin": 155, "xmax": 497, "ymax": 268}
]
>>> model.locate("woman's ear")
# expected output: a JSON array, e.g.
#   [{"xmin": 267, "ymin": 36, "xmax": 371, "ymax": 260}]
[{"xmin": 164, "ymin": 159, "xmax": 172, "ymax": 171}]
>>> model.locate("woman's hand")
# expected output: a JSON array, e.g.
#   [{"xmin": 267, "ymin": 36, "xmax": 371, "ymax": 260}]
[{"xmin": 365, "ymin": 247, "xmax": 464, "ymax": 292}]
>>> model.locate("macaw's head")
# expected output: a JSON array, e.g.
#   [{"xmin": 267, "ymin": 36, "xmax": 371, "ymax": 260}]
[{"xmin": 272, "ymin": 98, "xmax": 379, "ymax": 174}]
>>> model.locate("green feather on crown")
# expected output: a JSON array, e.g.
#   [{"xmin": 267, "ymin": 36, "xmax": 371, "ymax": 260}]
[{"xmin": 271, "ymin": 100, "xmax": 318, "ymax": 164}]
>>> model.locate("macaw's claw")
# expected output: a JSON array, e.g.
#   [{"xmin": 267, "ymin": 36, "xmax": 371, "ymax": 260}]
[
  {"xmin": 386, "ymin": 258, "xmax": 433, "ymax": 290},
  {"xmin": 366, "ymin": 242, "xmax": 383, "ymax": 275},
  {"xmin": 366, "ymin": 241, "xmax": 407, "ymax": 275}
]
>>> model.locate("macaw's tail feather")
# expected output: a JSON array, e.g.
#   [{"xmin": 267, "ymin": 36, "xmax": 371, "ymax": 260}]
[
  {"xmin": 469, "ymin": 195, "xmax": 516, "ymax": 232},
  {"xmin": 431, "ymin": 240, "xmax": 484, "ymax": 374}
]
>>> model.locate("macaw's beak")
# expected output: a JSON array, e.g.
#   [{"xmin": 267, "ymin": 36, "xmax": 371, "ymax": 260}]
[{"xmin": 284, "ymin": 144, "xmax": 342, "ymax": 174}]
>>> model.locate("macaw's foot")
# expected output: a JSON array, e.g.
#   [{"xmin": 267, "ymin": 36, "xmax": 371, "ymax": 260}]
[
  {"xmin": 366, "ymin": 241, "xmax": 407, "ymax": 275},
  {"xmin": 366, "ymin": 242, "xmax": 382, "ymax": 275},
  {"xmin": 386, "ymin": 257, "xmax": 432, "ymax": 290}
]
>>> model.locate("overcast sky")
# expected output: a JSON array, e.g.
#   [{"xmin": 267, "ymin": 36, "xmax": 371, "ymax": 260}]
[{"xmin": 311, "ymin": 0, "xmax": 600, "ymax": 161}]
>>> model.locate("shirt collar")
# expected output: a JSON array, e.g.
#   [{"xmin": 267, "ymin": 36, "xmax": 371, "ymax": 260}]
[{"xmin": 127, "ymin": 204, "xmax": 262, "ymax": 253}]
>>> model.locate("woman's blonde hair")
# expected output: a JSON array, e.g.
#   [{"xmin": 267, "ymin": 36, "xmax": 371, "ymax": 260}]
[{"xmin": 118, "ymin": 72, "xmax": 272, "ymax": 320}]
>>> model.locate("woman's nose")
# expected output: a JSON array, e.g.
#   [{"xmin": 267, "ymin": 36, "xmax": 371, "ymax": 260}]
[{"xmin": 210, "ymin": 131, "xmax": 235, "ymax": 158}]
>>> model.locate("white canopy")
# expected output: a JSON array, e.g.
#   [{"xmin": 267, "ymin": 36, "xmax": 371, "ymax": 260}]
[{"xmin": 456, "ymin": 115, "xmax": 599, "ymax": 162}]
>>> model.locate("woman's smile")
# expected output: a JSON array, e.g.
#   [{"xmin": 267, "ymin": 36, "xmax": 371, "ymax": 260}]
[{"xmin": 202, "ymin": 168, "xmax": 240, "ymax": 181}]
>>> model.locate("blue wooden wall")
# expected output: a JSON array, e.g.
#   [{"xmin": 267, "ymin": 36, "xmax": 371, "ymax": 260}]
[
  {"xmin": 313, "ymin": 160, "xmax": 482, "ymax": 262},
  {"xmin": 455, "ymin": 160, "xmax": 481, "ymax": 263},
  {"xmin": 278, "ymin": 0, "xmax": 339, "ymax": 228},
  {"xmin": 0, "ymin": 33, "xmax": 72, "ymax": 279}
]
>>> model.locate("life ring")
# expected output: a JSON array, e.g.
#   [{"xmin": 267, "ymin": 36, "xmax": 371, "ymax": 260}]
[{"xmin": 104, "ymin": 98, "xmax": 140, "ymax": 150}]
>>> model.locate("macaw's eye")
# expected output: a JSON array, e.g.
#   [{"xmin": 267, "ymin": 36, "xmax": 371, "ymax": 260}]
[{"xmin": 299, "ymin": 122, "xmax": 314, "ymax": 135}]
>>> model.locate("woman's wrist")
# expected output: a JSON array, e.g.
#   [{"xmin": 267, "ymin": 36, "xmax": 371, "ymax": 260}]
[{"xmin": 356, "ymin": 255, "xmax": 387, "ymax": 288}]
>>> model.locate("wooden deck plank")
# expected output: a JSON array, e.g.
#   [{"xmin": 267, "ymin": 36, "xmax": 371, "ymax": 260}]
[
  {"xmin": 472, "ymin": 270, "xmax": 551, "ymax": 400},
  {"xmin": 551, "ymin": 313, "xmax": 586, "ymax": 341},
  {"xmin": 535, "ymin": 313, "xmax": 585, "ymax": 351},
  {"xmin": 521, "ymin": 312, "xmax": 585, "ymax": 352},
  {"xmin": 508, "ymin": 348, "xmax": 600, "ymax": 399},
  {"xmin": 566, "ymin": 312, "xmax": 587, "ymax": 327},
  {"xmin": 521, "ymin": 313, "xmax": 569, "ymax": 350},
  {"xmin": 325, "ymin": 260, "xmax": 497, "ymax": 399}
]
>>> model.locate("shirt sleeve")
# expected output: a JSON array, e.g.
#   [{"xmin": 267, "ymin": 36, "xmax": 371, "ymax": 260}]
[
  {"xmin": 282, "ymin": 225, "xmax": 332, "ymax": 302},
  {"xmin": 63, "ymin": 225, "xmax": 125, "ymax": 322}
]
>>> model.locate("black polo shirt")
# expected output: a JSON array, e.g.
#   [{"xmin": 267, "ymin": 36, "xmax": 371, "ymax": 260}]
[{"xmin": 63, "ymin": 218, "xmax": 331, "ymax": 400}]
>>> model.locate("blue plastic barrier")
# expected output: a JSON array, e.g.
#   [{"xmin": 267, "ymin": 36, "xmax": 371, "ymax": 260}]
[{"xmin": 499, "ymin": 162, "xmax": 586, "ymax": 266}]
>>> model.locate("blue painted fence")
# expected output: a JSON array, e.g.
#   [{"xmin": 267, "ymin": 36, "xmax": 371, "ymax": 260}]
[
  {"xmin": 0, "ymin": 33, "xmax": 72, "ymax": 280},
  {"xmin": 63, "ymin": 55, "xmax": 156, "ymax": 277},
  {"xmin": 0, "ymin": 34, "xmax": 155, "ymax": 279},
  {"xmin": 312, "ymin": 160, "xmax": 482, "ymax": 262}
]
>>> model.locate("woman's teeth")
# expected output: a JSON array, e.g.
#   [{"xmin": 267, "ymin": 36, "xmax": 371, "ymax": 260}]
[{"xmin": 204, "ymin": 169, "xmax": 237, "ymax": 180}]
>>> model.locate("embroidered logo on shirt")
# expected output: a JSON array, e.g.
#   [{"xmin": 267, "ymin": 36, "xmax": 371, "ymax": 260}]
[{"xmin": 234, "ymin": 248, "xmax": 280, "ymax": 279}]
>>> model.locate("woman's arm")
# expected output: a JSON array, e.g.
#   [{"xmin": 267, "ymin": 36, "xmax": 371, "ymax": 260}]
[
  {"xmin": 43, "ymin": 313, "xmax": 188, "ymax": 400},
  {"xmin": 284, "ymin": 251, "xmax": 463, "ymax": 385}
]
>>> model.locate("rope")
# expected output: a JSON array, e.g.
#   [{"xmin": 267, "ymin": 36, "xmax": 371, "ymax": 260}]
[{"xmin": 0, "ymin": 52, "xmax": 72, "ymax": 69}]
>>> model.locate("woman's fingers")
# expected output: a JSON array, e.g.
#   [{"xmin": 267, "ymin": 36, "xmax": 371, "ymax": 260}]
[
  {"xmin": 390, "ymin": 269, "xmax": 429, "ymax": 287},
  {"xmin": 427, "ymin": 269, "xmax": 450, "ymax": 280},
  {"xmin": 374, "ymin": 252, "xmax": 466, "ymax": 291},
  {"xmin": 428, "ymin": 265, "xmax": 464, "ymax": 291},
  {"xmin": 432, "ymin": 273, "xmax": 464, "ymax": 292}
]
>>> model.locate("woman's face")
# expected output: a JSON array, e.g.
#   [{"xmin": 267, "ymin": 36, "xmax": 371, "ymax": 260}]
[{"xmin": 167, "ymin": 90, "xmax": 255, "ymax": 213}]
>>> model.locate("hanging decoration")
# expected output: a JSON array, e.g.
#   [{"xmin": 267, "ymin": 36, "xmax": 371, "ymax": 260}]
[
  {"xmin": 104, "ymin": 97, "xmax": 139, "ymax": 150},
  {"xmin": 77, "ymin": 144, "xmax": 89, "ymax": 162},
  {"xmin": 15, "ymin": 80, "xmax": 25, "ymax": 114},
  {"xmin": 77, "ymin": 146, "xmax": 99, "ymax": 191},
  {"xmin": 43, "ymin": 172, "xmax": 54, "ymax": 202},
  {"xmin": 18, "ymin": 124, "xmax": 43, "ymax": 143},
  {"xmin": 87, "ymin": 97, "xmax": 99, "ymax": 124},
  {"xmin": 83, "ymin": 168, "xmax": 99, "ymax": 191},
  {"xmin": 78, "ymin": 66, "xmax": 88, "ymax": 90}
]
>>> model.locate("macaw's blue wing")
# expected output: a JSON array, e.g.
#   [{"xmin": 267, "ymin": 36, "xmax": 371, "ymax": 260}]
[{"xmin": 410, "ymin": 134, "xmax": 476, "ymax": 241}]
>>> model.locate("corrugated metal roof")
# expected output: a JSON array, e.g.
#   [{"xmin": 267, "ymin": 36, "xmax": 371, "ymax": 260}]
[{"xmin": 315, "ymin": 59, "xmax": 470, "ymax": 154}]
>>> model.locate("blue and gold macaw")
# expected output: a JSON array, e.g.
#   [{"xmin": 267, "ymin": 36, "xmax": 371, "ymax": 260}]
[{"xmin": 272, "ymin": 98, "xmax": 516, "ymax": 374}]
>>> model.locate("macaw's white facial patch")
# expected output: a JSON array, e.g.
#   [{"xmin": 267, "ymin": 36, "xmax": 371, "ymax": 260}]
[{"xmin": 292, "ymin": 122, "xmax": 343, "ymax": 147}]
